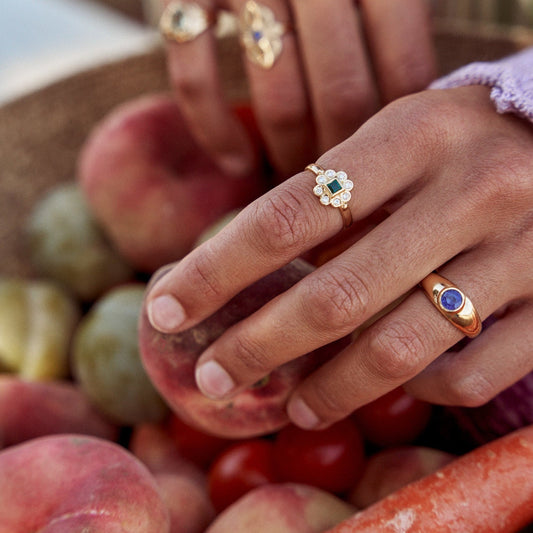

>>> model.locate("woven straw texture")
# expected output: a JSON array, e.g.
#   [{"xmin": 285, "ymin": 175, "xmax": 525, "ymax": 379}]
[{"xmin": 1, "ymin": 27, "xmax": 532, "ymax": 276}]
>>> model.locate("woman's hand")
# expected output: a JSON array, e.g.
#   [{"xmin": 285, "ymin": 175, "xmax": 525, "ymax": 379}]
[
  {"xmin": 145, "ymin": 85, "xmax": 533, "ymax": 429},
  {"xmin": 162, "ymin": 0, "xmax": 436, "ymax": 177}
]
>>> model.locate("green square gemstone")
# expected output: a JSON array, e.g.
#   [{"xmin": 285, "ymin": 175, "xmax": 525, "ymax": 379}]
[{"xmin": 327, "ymin": 179, "xmax": 342, "ymax": 195}]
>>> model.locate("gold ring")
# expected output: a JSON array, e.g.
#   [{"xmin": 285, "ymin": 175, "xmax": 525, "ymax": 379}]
[
  {"xmin": 420, "ymin": 272, "xmax": 482, "ymax": 338},
  {"xmin": 239, "ymin": 0, "xmax": 290, "ymax": 69},
  {"xmin": 306, "ymin": 164, "xmax": 353, "ymax": 228},
  {"xmin": 159, "ymin": 1, "xmax": 214, "ymax": 43}
]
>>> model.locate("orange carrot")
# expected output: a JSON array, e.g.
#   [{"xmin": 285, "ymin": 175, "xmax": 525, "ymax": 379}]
[{"xmin": 327, "ymin": 424, "xmax": 533, "ymax": 533}]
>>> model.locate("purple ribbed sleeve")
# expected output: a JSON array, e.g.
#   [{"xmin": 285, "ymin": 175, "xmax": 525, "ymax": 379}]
[{"xmin": 430, "ymin": 47, "xmax": 533, "ymax": 123}]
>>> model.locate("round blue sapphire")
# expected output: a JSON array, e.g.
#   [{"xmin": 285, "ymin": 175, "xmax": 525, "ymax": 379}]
[
  {"xmin": 439, "ymin": 288, "xmax": 464, "ymax": 312},
  {"xmin": 253, "ymin": 30, "xmax": 263, "ymax": 41}
]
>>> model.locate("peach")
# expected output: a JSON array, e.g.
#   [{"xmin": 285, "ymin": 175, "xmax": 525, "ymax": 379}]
[
  {"xmin": 130, "ymin": 423, "xmax": 215, "ymax": 533},
  {"xmin": 78, "ymin": 94, "xmax": 264, "ymax": 272},
  {"xmin": 0, "ymin": 376, "xmax": 118, "ymax": 449},
  {"xmin": 26, "ymin": 183, "xmax": 134, "ymax": 301},
  {"xmin": 0, "ymin": 434, "xmax": 169, "ymax": 532},
  {"xmin": 72, "ymin": 284, "xmax": 168, "ymax": 425},
  {"xmin": 206, "ymin": 483, "xmax": 356, "ymax": 533},
  {"xmin": 349, "ymin": 446, "xmax": 456, "ymax": 509},
  {"xmin": 139, "ymin": 259, "xmax": 347, "ymax": 438}
]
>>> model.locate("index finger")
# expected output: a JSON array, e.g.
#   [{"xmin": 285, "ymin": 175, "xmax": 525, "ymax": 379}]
[{"xmin": 145, "ymin": 98, "xmax": 438, "ymax": 333}]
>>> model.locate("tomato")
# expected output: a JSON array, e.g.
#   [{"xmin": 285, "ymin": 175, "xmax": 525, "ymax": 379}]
[
  {"xmin": 167, "ymin": 414, "xmax": 234, "ymax": 469},
  {"xmin": 273, "ymin": 419, "xmax": 365, "ymax": 494},
  {"xmin": 352, "ymin": 387, "xmax": 433, "ymax": 447},
  {"xmin": 207, "ymin": 439, "xmax": 277, "ymax": 512}
]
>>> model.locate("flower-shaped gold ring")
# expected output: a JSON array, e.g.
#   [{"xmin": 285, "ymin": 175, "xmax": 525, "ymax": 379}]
[
  {"xmin": 306, "ymin": 164, "xmax": 353, "ymax": 228},
  {"xmin": 239, "ymin": 0, "xmax": 290, "ymax": 69}
]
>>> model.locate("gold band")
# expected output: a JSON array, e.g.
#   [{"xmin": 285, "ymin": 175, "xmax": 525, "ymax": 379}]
[
  {"xmin": 420, "ymin": 272, "xmax": 482, "ymax": 338},
  {"xmin": 159, "ymin": 1, "xmax": 214, "ymax": 43},
  {"xmin": 306, "ymin": 164, "xmax": 353, "ymax": 229},
  {"xmin": 239, "ymin": 0, "xmax": 290, "ymax": 69}
]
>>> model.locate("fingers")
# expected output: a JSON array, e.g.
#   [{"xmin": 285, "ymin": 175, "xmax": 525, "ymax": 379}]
[
  {"xmin": 145, "ymin": 94, "xmax": 442, "ymax": 335},
  {"xmin": 191, "ymin": 174, "xmax": 493, "ymax": 400},
  {"xmin": 359, "ymin": 0, "xmax": 437, "ymax": 102},
  {"xmin": 164, "ymin": 0, "xmax": 256, "ymax": 177},
  {"xmin": 286, "ymin": 241, "xmax": 526, "ymax": 429},
  {"xmin": 229, "ymin": 0, "xmax": 316, "ymax": 177},
  {"xmin": 403, "ymin": 302, "xmax": 533, "ymax": 407},
  {"xmin": 290, "ymin": 0, "xmax": 379, "ymax": 152}
]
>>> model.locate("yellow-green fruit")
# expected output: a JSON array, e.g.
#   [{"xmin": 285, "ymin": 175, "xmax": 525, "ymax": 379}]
[
  {"xmin": 0, "ymin": 279, "xmax": 80, "ymax": 380},
  {"xmin": 27, "ymin": 183, "xmax": 134, "ymax": 301},
  {"xmin": 73, "ymin": 285, "xmax": 168, "ymax": 425}
]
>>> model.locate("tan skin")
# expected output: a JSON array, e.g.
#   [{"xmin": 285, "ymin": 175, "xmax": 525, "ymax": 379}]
[
  {"xmin": 163, "ymin": 0, "xmax": 436, "ymax": 177},
  {"xmin": 146, "ymin": 84, "xmax": 533, "ymax": 430}
]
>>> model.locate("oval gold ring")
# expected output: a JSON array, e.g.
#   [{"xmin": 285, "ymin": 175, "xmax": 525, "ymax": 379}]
[{"xmin": 420, "ymin": 272, "xmax": 482, "ymax": 338}]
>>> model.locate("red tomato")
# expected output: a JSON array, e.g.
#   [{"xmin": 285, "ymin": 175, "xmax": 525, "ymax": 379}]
[
  {"xmin": 273, "ymin": 419, "xmax": 365, "ymax": 493},
  {"xmin": 167, "ymin": 414, "xmax": 234, "ymax": 469},
  {"xmin": 207, "ymin": 439, "xmax": 277, "ymax": 512},
  {"xmin": 352, "ymin": 387, "xmax": 432, "ymax": 447}
]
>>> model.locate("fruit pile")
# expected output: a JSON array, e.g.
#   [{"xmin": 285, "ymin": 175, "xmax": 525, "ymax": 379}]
[{"xmin": 1, "ymin": 94, "xmax": 533, "ymax": 532}]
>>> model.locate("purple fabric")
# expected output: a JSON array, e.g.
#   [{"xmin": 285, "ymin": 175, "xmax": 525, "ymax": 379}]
[{"xmin": 430, "ymin": 47, "xmax": 533, "ymax": 123}]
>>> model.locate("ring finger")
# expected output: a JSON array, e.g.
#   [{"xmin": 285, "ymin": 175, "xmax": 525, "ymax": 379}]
[
  {"xmin": 229, "ymin": 0, "xmax": 316, "ymax": 177},
  {"xmin": 163, "ymin": 0, "xmax": 256, "ymax": 177},
  {"xmin": 287, "ymin": 241, "xmax": 526, "ymax": 429}
]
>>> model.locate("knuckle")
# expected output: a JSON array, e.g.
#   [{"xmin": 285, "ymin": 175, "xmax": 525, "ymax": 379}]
[
  {"xmin": 249, "ymin": 186, "xmax": 313, "ymax": 257},
  {"xmin": 445, "ymin": 372, "xmax": 497, "ymax": 407},
  {"xmin": 231, "ymin": 333, "xmax": 271, "ymax": 376},
  {"xmin": 365, "ymin": 321, "xmax": 425, "ymax": 381},
  {"xmin": 170, "ymin": 70, "xmax": 206, "ymax": 104},
  {"xmin": 305, "ymin": 264, "xmax": 372, "ymax": 331},
  {"xmin": 187, "ymin": 246, "xmax": 224, "ymax": 300}
]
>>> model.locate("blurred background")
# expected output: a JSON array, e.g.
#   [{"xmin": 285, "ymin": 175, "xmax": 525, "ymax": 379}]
[{"xmin": 1, "ymin": 0, "xmax": 533, "ymax": 105}]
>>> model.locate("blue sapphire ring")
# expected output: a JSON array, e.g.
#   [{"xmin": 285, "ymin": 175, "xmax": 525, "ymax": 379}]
[
  {"xmin": 420, "ymin": 273, "xmax": 482, "ymax": 338},
  {"xmin": 239, "ymin": 1, "xmax": 290, "ymax": 69},
  {"xmin": 306, "ymin": 164, "xmax": 353, "ymax": 228}
]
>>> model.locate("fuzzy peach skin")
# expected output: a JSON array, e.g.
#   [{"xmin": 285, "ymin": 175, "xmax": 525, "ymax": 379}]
[
  {"xmin": 349, "ymin": 446, "xmax": 455, "ymax": 509},
  {"xmin": 78, "ymin": 94, "xmax": 263, "ymax": 273},
  {"xmin": 0, "ymin": 376, "xmax": 118, "ymax": 449},
  {"xmin": 0, "ymin": 434, "xmax": 169, "ymax": 533},
  {"xmin": 139, "ymin": 259, "xmax": 348, "ymax": 438},
  {"xmin": 206, "ymin": 483, "xmax": 356, "ymax": 533}
]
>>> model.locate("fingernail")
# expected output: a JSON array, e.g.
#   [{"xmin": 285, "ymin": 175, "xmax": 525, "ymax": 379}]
[
  {"xmin": 218, "ymin": 152, "xmax": 253, "ymax": 179},
  {"xmin": 147, "ymin": 295, "xmax": 186, "ymax": 333},
  {"xmin": 196, "ymin": 360, "xmax": 235, "ymax": 399},
  {"xmin": 287, "ymin": 397, "xmax": 320, "ymax": 430}
]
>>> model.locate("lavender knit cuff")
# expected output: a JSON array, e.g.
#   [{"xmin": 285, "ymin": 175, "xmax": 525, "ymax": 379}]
[{"xmin": 430, "ymin": 47, "xmax": 533, "ymax": 124}]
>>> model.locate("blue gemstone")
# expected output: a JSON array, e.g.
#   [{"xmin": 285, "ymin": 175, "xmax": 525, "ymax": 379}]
[
  {"xmin": 439, "ymin": 288, "xmax": 464, "ymax": 312},
  {"xmin": 327, "ymin": 179, "xmax": 342, "ymax": 195},
  {"xmin": 253, "ymin": 30, "xmax": 263, "ymax": 41}
]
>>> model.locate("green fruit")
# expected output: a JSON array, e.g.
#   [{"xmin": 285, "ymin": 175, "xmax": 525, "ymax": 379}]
[
  {"xmin": 73, "ymin": 285, "xmax": 167, "ymax": 425},
  {"xmin": 27, "ymin": 183, "xmax": 134, "ymax": 301},
  {"xmin": 0, "ymin": 278, "xmax": 80, "ymax": 380}
]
